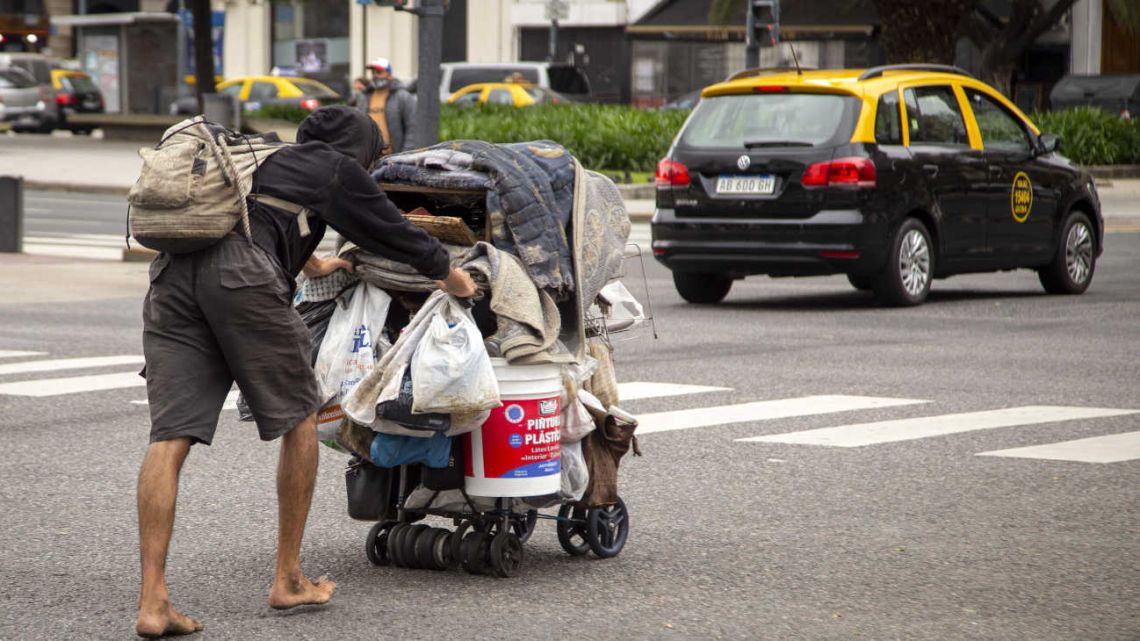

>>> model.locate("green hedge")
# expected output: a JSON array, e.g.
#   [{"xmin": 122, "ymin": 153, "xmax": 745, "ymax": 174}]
[
  {"xmin": 1031, "ymin": 107, "xmax": 1140, "ymax": 166},
  {"xmin": 249, "ymin": 103, "xmax": 690, "ymax": 172}
]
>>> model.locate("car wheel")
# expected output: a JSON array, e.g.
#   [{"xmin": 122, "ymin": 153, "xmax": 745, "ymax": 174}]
[
  {"xmin": 673, "ymin": 272, "xmax": 732, "ymax": 304},
  {"xmin": 1038, "ymin": 210, "xmax": 1095, "ymax": 295},
  {"xmin": 874, "ymin": 218, "xmax": 932, "ymax": 306},
  {"xmin": 846, "ymin": 274, "xmax": 874, "ymax": 291}
]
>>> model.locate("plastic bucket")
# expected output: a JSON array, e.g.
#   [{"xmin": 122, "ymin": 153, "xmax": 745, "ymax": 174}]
[{"xmin": 463, "ymin": 358, "xmax": 562, "ymax": 497}]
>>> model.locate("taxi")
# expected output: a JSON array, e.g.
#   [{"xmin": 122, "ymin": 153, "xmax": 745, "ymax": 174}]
[
  {"xmin": 651, "ymin": 64, "xmax": 1103, "ymax": 306},
  {"xmin": 50, "ymin": 69, "xmax": 104, "ymax": 133},
  {"xmin": 171, "ymin": 75, "xmax": 340, "ymax": 114},
  {"xmin": 447, "ymin": 82, "xmax": 569, "ymax": 107}
]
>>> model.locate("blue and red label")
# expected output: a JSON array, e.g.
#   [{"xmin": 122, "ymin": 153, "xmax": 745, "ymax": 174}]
[{"xmin": 466, "ymin": 395, "xmax": 561, "ymax": 479}]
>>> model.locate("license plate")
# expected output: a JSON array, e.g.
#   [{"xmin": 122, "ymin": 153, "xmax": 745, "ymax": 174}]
[
  {"xmin": 716, "ymin": 174, "xmax": 775, "ymax": 195},
  {"xmin": 82, "ymin": 100, "xmax": 98, "ymax": 109}
]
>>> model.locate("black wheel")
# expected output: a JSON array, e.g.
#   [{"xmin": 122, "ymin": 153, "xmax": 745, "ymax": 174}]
[
  {"xmin": 448, "ymin": 520, "xmax": 475, "ymax": 571},
  {"xmin": 460, "ymin": 531, "xmax": 490, "ymax": 575},
  {"xmin": 1038, "ymin": 210, "xmax": 1095, "ymax": 295},
  {"xmin": 488, "ymin": 533, "xmax": 524, "ymax": 578},
  {"xmin": 556, "ymin": 503, "xmax": 590, "ymax": 556},
  {"xmin": 672, "ymin": 272, "xmax": 732, "ymax": 304},
  {"xmin": 874, "ymin": 218, "xmax": 933, "ymax": 306},
  {"xmin": 413, "ymin": 527, "xmax": 444, "ymax": 570},
  {"xmin": 386, "ymin": 523, "xmax": 410, "ymax": 568},
  {"xmin": 365, "ymin": 520, "xmax": 398, "ymax": 566},
  {"xmin": 514, "ymin": 510, "xmax": 538, "ymax": 543},
  {"xmin": 430, "ymin": 528, "xmax": 453, "ymax": 571},
  {"xmin": 586, "ymin": 497, "xmax": 630, "ymax": 559},
  {"xmin": 402, "ymin": 524, "xmax": 430, "ymax": 569},
  {"xmin": 846, "ymin": 273, "xmax": 874, "ymax": 291}
]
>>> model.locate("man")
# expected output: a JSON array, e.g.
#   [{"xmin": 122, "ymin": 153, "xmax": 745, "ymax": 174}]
[
  {"xmin": 135, "ymin": 106, "xmax": 475, "ymax": 638},
  {"xmin": 354, "ymin": 57, "xmax": 417, "ymax": 155}
]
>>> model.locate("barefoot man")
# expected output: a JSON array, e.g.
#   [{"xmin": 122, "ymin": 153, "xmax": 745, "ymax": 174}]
[{"xmin": 135, "ymin": 106, "xmax": 476, "ymax": 637}]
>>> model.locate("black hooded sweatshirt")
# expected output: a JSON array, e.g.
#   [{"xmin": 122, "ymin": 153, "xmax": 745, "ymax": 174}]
[{"xmin": 247, "ymin": 106, "xmax": 450, "ymax": 285}]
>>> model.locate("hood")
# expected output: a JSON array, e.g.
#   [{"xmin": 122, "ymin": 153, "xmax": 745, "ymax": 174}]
[{"xmin": 296, "ymin": 105, "xmax": 383, "ymax": 169}]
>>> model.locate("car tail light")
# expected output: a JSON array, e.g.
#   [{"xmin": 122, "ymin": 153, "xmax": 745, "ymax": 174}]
[
  {"xmin": 56, "ymin": 93, "xmax": 76, "ymax": 106},
  {"xmin": 300, "ymin": 98, "xmax": 320, "ymax": 111},
  {"xmin": 802, "ymin": 157, "xmax": 876, "ymax": 188},
  {"xmin": 753, "ymin": 85, "xmax": 788, "ymax": 93},
  {"xmin": 656, "ymin": 158, "xmax": 690, "ymax": 187}
]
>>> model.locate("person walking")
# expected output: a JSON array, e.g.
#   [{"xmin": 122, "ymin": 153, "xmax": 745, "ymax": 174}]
[
  {"xmin": 354, "ymin": 57, "xmax": 418, "ymax": 155},
  {"xmin": 134, "ymin": 106, "xmax": 475, "ymax": 638}
]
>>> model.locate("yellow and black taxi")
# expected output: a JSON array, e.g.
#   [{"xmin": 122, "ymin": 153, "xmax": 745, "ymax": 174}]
[{"xmin": 651, "ymin": 64, "xmax": 1103, "ymax": 306}]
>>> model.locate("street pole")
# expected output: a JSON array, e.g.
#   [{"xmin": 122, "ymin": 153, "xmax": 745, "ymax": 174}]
[
  {"xmin": 547, "ymin": 18, "xmax": 558, "ymax": 62},
  {"xmin": 745, "ymin": 5, "xmax": 759, "ymax": 69},
  {"xmin": 414, "ymin": 0, "xmax": 445, "ymax": 147},
  {"xmin": 190, "ymin": 0, "xmax": 216, "ymax": 113}
]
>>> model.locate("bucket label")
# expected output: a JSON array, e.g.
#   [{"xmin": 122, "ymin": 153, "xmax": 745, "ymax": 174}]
[{"xmin": 476, "ymin": 396, "xmax": 562, "ymax": 479}]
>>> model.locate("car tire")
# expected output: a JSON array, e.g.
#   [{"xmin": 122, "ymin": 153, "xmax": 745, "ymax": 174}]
[
  {"xmin": 1038, "ymin": 210, "xmax": 1095, "ymax": 295},
  {"xmin": 846, "ymin": 274, "xmax": 875, "ymax": 291},
  {"xmin": 874, "ymin": 218, "xmax": 933, "ymax": 306},
  {"xmin": 673, "ymin": 272, "xmax": 732, "ymax": 304}
]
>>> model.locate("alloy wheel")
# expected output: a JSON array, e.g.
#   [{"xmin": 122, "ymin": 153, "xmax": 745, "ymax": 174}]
[
  {"xmin": 898, "ymin": 229, "xmax": 930, "ymax": 297},
  {"xmin": 1065, "ymin": 221, "xmax": 1093, "ymax": 285}
]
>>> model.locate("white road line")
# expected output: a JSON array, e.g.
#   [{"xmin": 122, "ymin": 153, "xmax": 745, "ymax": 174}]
[
  {"xmin": 740, "ymin": 406, "xmax": 1140, "ymax": 448},
  {"xmin": 977, "ymin": 431, "xmax": 1140, "ymax": 463},
  {"xmin": 131, "ymin": 390, "xmax": 241, "ymax": 410},
  {"xmin": 21, "ymin": 243, "xmax": 122, "ymax": 261},
  {"xmin": 618, "ymin": 382, "xmax": 730, "ymax": 401},
  {"xmin": 0, "ymin": 355, "xmax": 143, "ymax": 376},
  {"xmin": 637, "ymin": 395, "xmax": 927, "ymax": 435},
  {"xmin": 0, "ymin": 372, "xmax": 145, "ymax": 396},
  {"xmin": 0, "ymin": 350, "xmax": 46, "ymax": 359},
  {"xmin": 24, "ymin": 235, "xmax": 125, "ymax": 247}
]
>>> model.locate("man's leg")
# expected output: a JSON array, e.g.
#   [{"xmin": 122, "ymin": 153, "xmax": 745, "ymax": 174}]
[
  {"xmin": 136, "ymin": 437, "xmax": 204, "ymax": 638},
  {"xmin": 268, "ymin": 413, "xmax": 336, "ymax": 609}
]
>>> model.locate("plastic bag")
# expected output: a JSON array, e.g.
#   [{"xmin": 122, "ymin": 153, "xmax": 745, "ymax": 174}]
[
  {"xmin": 560, "ymin": 396, "xmax": 596, "ymax": 444},
  {"xmin": 376, "ymin": 368, "xmax": 451, "ymax": 432},
  {"xmin": 409, "ymin": 297, "xmax": 500, "ymax": 414},
  {"xmin": 313, "ymin": 283, "xmax": 392, "ymax": 404},
  {"xmin": 560, "ymin": 440, "xmax": 589, "ymax": 501}
]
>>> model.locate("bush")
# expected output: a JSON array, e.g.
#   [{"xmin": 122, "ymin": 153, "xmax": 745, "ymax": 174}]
[{"xmin": 1030, "ymin": 107, "xmax": 1140, "ymax": 166}]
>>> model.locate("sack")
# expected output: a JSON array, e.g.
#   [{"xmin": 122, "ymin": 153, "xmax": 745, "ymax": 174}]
[
  {"xmin": 370, "ymin": 431, "xmax": 452, "ymax": 468},
  {"xmin": 581, "ymin": 407, "xmax": 640, "ymax": 508},
  {"xmin": 128, "ymin": 117, "xmax": 301, "ymax": 253},
  {"xmin": 376, "ymin": 368, "xmax": 452, "ymax": 432},
  {"xmin": 410, "ymin": 297, "xmax": 500, "ymax": 414},
  {"xmin": 314, "ymin": 283, "xmax": 392, "ymax": 404}
]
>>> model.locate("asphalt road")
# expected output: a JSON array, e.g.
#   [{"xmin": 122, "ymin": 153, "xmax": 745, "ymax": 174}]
[{"xmin": 1, "ymin": 202, "xmax": 1138, "ymax": 639}]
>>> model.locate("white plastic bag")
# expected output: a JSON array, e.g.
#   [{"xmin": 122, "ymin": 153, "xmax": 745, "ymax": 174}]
[
  {"xmin": 560, "ymin": 440, "xmax": 589, "ymax": 501},
  {"xmin": 560, "ymin": 396, "xmax": 596, "ymax": 444},
  {"xmin": 313, "ymin": 283, "xmax": 392, "ymax": 404},
  {"xmin": 410, "ymin": 297, "xmax": 500, "ymax": 414}
]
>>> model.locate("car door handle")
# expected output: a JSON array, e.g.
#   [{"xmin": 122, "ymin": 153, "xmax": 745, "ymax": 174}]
[
  {"xmin": 922, "ymin": 164, "xmax": 939, "ymax": 178},
  {"xmin": 988, "ymin": 166, "xmax": 1003, "ymax": 179}
]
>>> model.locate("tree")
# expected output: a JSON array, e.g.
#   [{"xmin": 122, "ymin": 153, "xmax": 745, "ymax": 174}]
[
  {"xmin": 872, "ymin": 0, "xmax": 976, "ymax": 65},
  {"xmin": 190, "ymin": 0, "xmax": 216, "ymax": 112}
]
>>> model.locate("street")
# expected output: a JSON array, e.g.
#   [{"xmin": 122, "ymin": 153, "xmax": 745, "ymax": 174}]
[{"xmin": 1, "ymin": 193, "xmax": 1137, "ymax": 639}]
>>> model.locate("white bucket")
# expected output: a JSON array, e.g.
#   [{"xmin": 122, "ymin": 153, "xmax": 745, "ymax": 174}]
[{"xmin": 463, "ymin": 358, "xmax": 562, "ymax": 497}]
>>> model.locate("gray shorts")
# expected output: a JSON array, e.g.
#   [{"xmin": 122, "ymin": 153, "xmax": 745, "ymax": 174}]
[{"xmin": 142, "ymin": 234, "xmax": 320, "ymax": 445}]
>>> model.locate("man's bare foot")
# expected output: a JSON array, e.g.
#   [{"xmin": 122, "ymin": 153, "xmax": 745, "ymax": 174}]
[
  {"xmin": 268, "ymin": 574, "xmax": 336, "ymax": 610},
  {"xmin": 135, "ymin": 601, "xmax": 203, "ymax": 638}
]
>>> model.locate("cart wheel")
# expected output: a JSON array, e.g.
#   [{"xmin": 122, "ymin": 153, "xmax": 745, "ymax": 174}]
[
  {"xmin": 556, "ymin": 503, "xmax": 590, "ymax": 557},
  {"xmin": 513, "ymin": 510, "xmax": 539, "ymax": 544},
  {"xmin": 460, "ymin": 531, "xmax": 490, "ymax": 575},
  {"xmin": 447, "ymin": 521, "xmax": 474, "ymax": 571},
  {"xmin": 402, "ymin": 524, "xmax": 430, "ymax": 569},
  {"xmin": 488, "ymin": 532, "xmax": 524, "ymax": 578},
  {"xmin": 430, "ymin": 528, "xmax": 453, "ymax": 571},
  {"xmin": 365, "ymin": 520, "xmax": 398, "ymax": 566},
  {"xmin": 386, "ymin": 523, "xmax": 410, "ymax": 568},
  {"xmin": 586, "ymin": 497, "xmax": 630, "ymax": 559},
  {"xmin": 414, "ymin": 527, "xmax": 444, "ymax": 570}
]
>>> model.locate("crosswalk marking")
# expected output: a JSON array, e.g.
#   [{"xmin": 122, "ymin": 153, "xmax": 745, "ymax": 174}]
[
  {"xmin": 0, "ymin": 355, "xmax": 143, "ymax": 377},
  {"xmin": 977, "ymin": 430, "xmax": 1140, "ymax": 464},
  {"xmin": 0, "ymin": 350, "xmax": 46, "ymax": 359},
  {"xmin": 0, "ymin": 372, "xmax": 145, "ymax": 397},
  {"xmin": 739, "ymin": 406, "xmax": 1140, "ymax": 448},
  {"xmin": 618, "ymin": 382, "xmax": 730, "ymax": 401},
  {"xmin": 637, "ymin": 395, "xmax": 927, "ymax": 435}
]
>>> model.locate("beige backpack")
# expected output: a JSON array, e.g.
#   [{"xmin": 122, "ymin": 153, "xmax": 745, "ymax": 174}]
[{"xmin": 128, "ymin": 117, "xmax": 313, "ymax": 253}]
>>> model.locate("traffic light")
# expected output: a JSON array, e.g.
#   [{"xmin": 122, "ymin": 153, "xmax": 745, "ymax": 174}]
[{"xmin": 747, "ymin": 0, "xmax": 780, "ymax": 48}]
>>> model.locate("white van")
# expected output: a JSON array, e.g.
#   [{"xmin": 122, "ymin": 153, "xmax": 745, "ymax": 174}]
[{"xmin": 439, "ymin": 62, "xmax": 591, "ymax": 102}]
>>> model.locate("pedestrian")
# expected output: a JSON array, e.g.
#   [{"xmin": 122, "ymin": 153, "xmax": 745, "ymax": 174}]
[
  {"xmin": 354, "ymin": 57, "xmax": 417, "ymax": 155},
  {"xmin": 134, "ymin": 105, "xmax": 476, "ymax": 638},
  {"xmin": 347, "ymin": 76, "xmax": 369, "ymax": 108}
]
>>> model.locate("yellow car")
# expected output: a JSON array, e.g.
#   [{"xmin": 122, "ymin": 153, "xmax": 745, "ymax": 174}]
[
  {"xmin": 171, "ymin": 75, "xmax": 341, "ymax": 114},
  {"xmin": 447, "ymin": 82, "xmax": 570, "ymax": 107},
  {"xmin": 50, "ymin": 69, "xmax": 104, "ymax": 133}
]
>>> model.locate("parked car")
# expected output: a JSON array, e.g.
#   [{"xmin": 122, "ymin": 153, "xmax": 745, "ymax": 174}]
[
  {"xmin": 447, "ymin": 82, "xmax": 571, "ymax": 107},
  {"xmin": 661, "ymin": 89, "xmax": 702, "ymax": 110},
  {"xmin": 170, "ymin": 75, "xmax": 341, "ymax": 115},
  {"xmin": 0, "ymin": 68, "xmax": 51, "ymax": 132},
  {"xmin": 51, "ymin": 69, "xmax": 104, "ymax": 134},
  {"xmin": 1049, "ymin": 74, "xmax": 1140, "ymax": 118},
  {"xmin": 651, "ymin": 64, "xmax": 1103, "ymax": 306},
  {"xmin": 0, "ymin": 52, "xmax": 59, "ymax": 131},
  {"xmin": 439, "ymin": 62, "xmax": 590, "ymax": 102}
]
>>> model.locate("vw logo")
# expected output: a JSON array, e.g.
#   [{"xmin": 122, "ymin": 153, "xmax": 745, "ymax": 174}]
[{"xmin": 737, "ymin": 155, "xmax": 751, "ymax": 170}]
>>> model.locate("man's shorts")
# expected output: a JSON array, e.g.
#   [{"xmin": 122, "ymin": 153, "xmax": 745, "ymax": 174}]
[{"xmin": 142, "ymin": 234, "xmax": 321, "ymax": 445}]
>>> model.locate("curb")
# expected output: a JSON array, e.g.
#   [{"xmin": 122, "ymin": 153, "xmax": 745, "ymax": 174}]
[
  {"xmin": 25, "ymin": 181, "xmax": 130, "ymax": 196},
  {"xmin": 1088, "ymin": 165, "xmax": 1140, "ymax": 180}
]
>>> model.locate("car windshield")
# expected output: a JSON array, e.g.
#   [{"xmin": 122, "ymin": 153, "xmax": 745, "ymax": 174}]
[
  {"xmin": 449, "ymin": 67, "xmax": 538, "ymax": 92},
  {"xmin": 680, "ymin": 92, "xmax": 854, "ymax": 148},
  {"xmin": 292, "ymin": 80, "xmax": 339, "ymax": 99},
  {"xmin": 61, "ymin": 74, "xmax": 99, "ymax": 93},
  {"xmin": 547, "ymin": 66, "xmax": 589, "ymax": 95}
]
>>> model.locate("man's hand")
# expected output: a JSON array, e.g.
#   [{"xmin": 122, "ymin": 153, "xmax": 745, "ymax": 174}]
[
  {"xmin": 435, "ymin": 267, "xmax": 477, "ymax": 298},
  {"xmin": 303, "ymin": 255, "xmax": 355, "ymax": 279}
]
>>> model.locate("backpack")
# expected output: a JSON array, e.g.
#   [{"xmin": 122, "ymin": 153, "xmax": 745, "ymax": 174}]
[{"xmin": 127, "ymin": 116, "xmax": 313, "ymax": 253}]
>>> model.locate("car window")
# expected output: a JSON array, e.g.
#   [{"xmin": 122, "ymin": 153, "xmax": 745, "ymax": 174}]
[
  {"xmin": 449, "ymin": 67, "xmax": 538, "ymax": 92},
  {"xmin": 451, "ymin": 89, "xmax": 482, "ymax": 105},
  {"xmin": 61, "ymin": 74, "xmax": 100, "ymax": 93},
  {"xmin": 680, "ymin": 92, "xmax": 855, "ymax": 148},
  {"xmin": 875, "ymin": 91, "xmax": 903, "ymax": 145},
  {"xmin": 965, "ymin": 88, "xmax": 1032, "ymax": 154},
  {"xmin": 219, "ymin": 83, "xmax": 243, "ymax": 97},
  {"xmin": 487, "ymin": 88, "xmax": 514, "ymax": 105},
  {"xmin": 547, "ymin": 66, "xmax": 590, "ymax": 95},
  {"xmin": 903, "ymin": 86, "xmax": 969, "ymax": 146},
  {"xmin": 292, "ymin": 79, "xmax": 338, "ymax": 99},
  {"xmin": 0, "ymin": 68, "xmax": 34, "ymax": 88},
  {"xmin": 248, "ymin": 82, "xmax": 279, "ymax": 101}
]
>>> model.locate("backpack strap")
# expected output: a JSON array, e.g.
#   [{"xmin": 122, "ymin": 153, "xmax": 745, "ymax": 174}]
[{"xmin": 251, "ymin": 194, "xmax": 316, "ymax": 238}]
